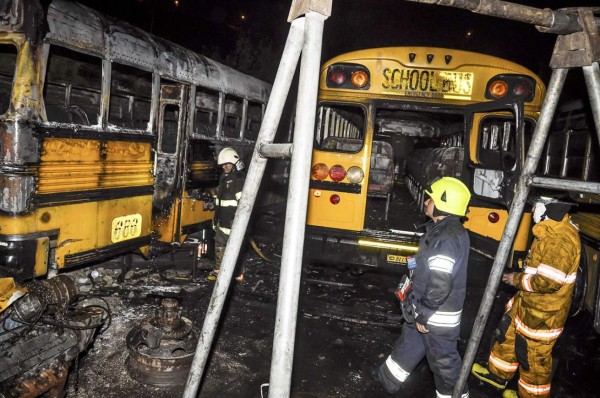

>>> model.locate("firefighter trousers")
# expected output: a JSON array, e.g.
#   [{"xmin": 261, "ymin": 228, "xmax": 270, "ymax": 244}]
[
  {"xmin": 488, "ymin": 314, "xmax": 555, "ymax": 398},
  {"xmin": 378, "ymin": 323, "xmax": 468, "ymax": 397}
]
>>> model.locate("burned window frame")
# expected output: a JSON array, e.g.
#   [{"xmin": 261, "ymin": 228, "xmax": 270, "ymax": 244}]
[
  {"xmin": 108, "ymin": 61, "xmax": 153, "ymax": 131},
  {"xmin": 0, "ymin": 41, "xmax": 18, "ymax": 117},
  {"xmin": 42, "ymin": 44, "xmax": 103, "ymax": 126},
  {"xmin": 314, "ymin": 102, "xmax": 367, "ymax": 154}
]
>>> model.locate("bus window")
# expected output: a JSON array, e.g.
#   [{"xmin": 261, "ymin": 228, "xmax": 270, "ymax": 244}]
[
  {"xmin": 43, "ymin": 46, "xmax": 102, "ymax": 125},
  {"xmin": 109, "ymin": 62, "xmax": 152, "ymax": 129},
  {"xmin": 478, "ymin": 116, "xmax": 535, "ymax": 172},
  {"xmin": 223, "ymin": 95, "xmax": 243, "ymax": 139},
  {"xmin": 160, "ymin": 104, "xmax": 180, "ymax": 154},
  {"xmin": 0, "ymin": 44, "xmax": 16, "ymax": 116},
  {"xmin": 194, "ymin": 86, "xmax": 219, "ymax": 137},
  {"xmin": 245, "ymin": 101, "xmax": 263, "ymax": 141},
  {"xmin": 315, "ymin": 104, "xmax": 365, "ymax": 152}
]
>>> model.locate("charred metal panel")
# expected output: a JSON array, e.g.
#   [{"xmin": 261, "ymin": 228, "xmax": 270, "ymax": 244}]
[
  {"xmin": 45, "ymin": 0, "xmax": 104, "ymax": 56},
  {"xmin": 153, "ymin": 156, "xmax": 178, "ymax": 209},
  {"xmin": 0, "ymin": 121, "xmax": 40, "ymax": 165},
  {"xmin": 406, "ymin": 147, "xmax": 464, "ymax": 187},
  {"xmin": 45, "ymin": 0, "xmax": 271, "ymax": 102},
  {"xmin": 0, "ymin": 172, "xmax": 34, "ymax": 213}
]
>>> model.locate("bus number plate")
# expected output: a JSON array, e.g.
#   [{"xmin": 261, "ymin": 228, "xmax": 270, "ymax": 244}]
[
  {"xmin": 387, "ymin": 254, "xmax": 407, "ymax": 264},
  {"xmin": 111, "ymin": 214, "xmax": 142, "ymax": 243}
]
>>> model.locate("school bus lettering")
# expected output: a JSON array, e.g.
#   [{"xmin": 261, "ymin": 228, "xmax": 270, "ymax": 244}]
[{"xmin": 382, "ymin": 68, "xmax": 474, "ymax": 99}]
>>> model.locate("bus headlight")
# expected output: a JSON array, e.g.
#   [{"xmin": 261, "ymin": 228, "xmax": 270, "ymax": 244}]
[
  {"xmin": 312, "ymin": 163, "xmax": 329, "ymax": 180},
  {"xmin": 346, "ymin": 166, "xmax": 364, "ymax": 183},
  {"xmin": 329, "ymin": 165, "xmax": 346, "ymax": 182}
]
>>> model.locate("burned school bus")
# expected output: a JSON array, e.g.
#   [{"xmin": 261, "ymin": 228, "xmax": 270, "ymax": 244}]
[
  {"xmin": 0, "ymin": 0, "xmax": 270, "ymax": 393},
  {"xmin": 304, "ymin": 47, "xmax": 546, "ymax": 269},
  {"xmin": 0, "ymin": 0, "xmax": 270, "ymax": 286}
]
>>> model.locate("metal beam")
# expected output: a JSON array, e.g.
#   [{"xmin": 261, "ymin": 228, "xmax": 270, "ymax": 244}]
[
  {"xmin": 258, "ymin": 143, "xmax": 293, "ymax": 159},
  {"xmin": 182, "ymin": 16, "xmax": 306, "ymax": 398},
  {"xmin": 404, "ymin": 0, "xmax": 599, "ymax": 34},
  {"xmin": 529, "ymin": 176, "xmax": 600, "ymax": 194},
  {"xmin": 268, "ymin": 10, "xmax": 326, "ymax": 397}
]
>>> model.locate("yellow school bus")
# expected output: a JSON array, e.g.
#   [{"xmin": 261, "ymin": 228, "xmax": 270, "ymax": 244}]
[
  {"xmin": 0, "ymin": 0, "xmax": 270, "ymax": 286},
  {"xmin": 304, "ymin": 47, "xmax": 545, "ymax": 270}
]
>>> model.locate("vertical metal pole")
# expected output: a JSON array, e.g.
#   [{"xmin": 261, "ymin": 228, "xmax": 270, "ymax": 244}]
[
  {"xmin": 268, "ymin": 11, "xmax": 326, "ymax": 397},
  {"xmin": 452, "ymin": 68, "xmax": 569, "ymax": 397},
  {"xmin": 182, "ymin": 18, "xmax": 306, "ymax": 398},
  {"xmin": 582, "ymin": 62, "xmax": 600, "ymax": 145}
]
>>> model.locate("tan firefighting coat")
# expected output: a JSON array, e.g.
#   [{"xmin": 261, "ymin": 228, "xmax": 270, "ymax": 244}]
[{"xmin": 511, "ymin": 214, "xmax": 581, "ymax": 339}]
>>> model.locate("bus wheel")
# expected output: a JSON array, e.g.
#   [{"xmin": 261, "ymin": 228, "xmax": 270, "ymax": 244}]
[{"xmin": 569, "ymin": 247, "xmax": 588, "ymax": 317}]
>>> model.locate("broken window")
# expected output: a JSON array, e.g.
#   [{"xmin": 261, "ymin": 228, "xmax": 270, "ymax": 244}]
[
  {"xmin": 245, "ymin": 101, "xmax": 263, "ymax": 141},
  {"xmin": 223, "ymin": 95, "xmax": 243, "ymax": 139},
  {"xmin": 160, "ymin": 104, "xmax": 179, "ymax": 154},
  {"xmin": 314, "ymin": 104, "xmax": 365, "ymax": 153},
  {"xmin": 0, "ymin": 43, "xmax": 16, "ymax": 116},
  {"xmin": 43, "ymin": 45, "xmax": 102, "ymax": 125},
  {"xmin": 478, "ymin": 116, "xmax": 535, "ymax": 172},
  {"xmin": 193, "ymin": 86, "xmax": 219, "ymax": 137},
  {"xmin": 109, "ymin": 63, "xmax": 152, "ymax": 130}
]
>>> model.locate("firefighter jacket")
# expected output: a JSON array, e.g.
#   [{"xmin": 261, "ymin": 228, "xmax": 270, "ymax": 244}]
[
  {"xmin": 213, "ymin": 168, "xmax": 245, "ymax": 235},
  {"xmin": 511, "ymin": 215, "xmax": 580, "ymax": 340},
  {"xmin": 411, "ymin": 215, "xmax": 470, "ymax": 340}
]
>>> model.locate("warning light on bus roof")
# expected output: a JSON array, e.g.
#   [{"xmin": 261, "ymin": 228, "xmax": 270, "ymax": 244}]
[
  {"xmin": 351, "ymin": 70, "xmax": 369, "ymax": 88},
  {"xmin": 488, "ymin": 80, "xmax": 508, "ymax": 98},
  {"xmin": 329, "ymin": 69, "xmax": 347, "ymax": 86}
]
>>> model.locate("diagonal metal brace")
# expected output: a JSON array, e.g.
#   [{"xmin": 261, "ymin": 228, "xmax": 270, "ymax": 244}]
[{"xmin": 288, "ymin": 0, "xmax": 332, "ymax": 21}]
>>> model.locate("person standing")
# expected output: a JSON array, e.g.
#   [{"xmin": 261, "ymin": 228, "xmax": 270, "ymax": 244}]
[
  {"xmin": 209, "ymin": 147, "xmax": 246, "ymax": 283},
  {"xmin": 472, "ymin": 196, "xmax": 580, "ymax": 398},
  {"xmin": 374, "ymin": 177, "xmax": 471, "ymax": 398}
]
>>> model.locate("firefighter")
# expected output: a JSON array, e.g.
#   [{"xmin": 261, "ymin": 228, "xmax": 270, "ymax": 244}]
[
  {"xmin": 208, "ymin": 147, "xmax": 246, "ymax": 283},
  {"xmin": 373, "ymin": 177, "xmax": 471, "ymax": 397},
  {"xmin": 471, "ymin": 196, "xmax": 580, "ymax": 398}
]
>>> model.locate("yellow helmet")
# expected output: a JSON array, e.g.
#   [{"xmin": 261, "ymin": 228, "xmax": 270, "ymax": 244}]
[{"xmin": 425, "ymin": 177, "xmax": 471, "ymax": 216}]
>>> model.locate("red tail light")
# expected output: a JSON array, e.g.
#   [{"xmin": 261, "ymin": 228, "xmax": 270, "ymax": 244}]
[
  {"xmin": 329, "ymin": 165, "xmax": 346, "ymax": 182},
  {"xmin": 330, "ymin": 194, "xmax": 340, "ymax": 204},
  {"xmin": 329, "ymin": 69, "xmax": 347, "ymax": 86},
  {"xmin": 488, "ymin": 212, "xmax": 500, "ymax": 223}
]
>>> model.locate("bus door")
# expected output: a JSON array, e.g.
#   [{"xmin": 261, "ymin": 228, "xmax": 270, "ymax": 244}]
[
  {"xmin": 463, "ymin": 99, "xmax": 533, "ymax": 255},
  {"xmin": 152, "ymin": 83, "xmax": 188, "ymax": 248}
]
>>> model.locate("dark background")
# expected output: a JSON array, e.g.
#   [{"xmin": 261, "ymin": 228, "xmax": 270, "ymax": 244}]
[{"xmin": 46, "ymin": 0, "xmax": 600, "ymax": 96}]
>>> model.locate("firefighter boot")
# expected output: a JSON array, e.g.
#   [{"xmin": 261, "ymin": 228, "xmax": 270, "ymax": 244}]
[
  {"xmin": 471, "ymin": 363, "xmax": 509, "ymax": 390},
  {"xmin": 502, "ymin": 389, "xmax": 518, "ymax": 398}
]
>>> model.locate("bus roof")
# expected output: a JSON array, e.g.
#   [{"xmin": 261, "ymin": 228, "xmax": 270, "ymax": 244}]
[
  {"xmin": 45, "ymin": 0, "xmax": 271, "ymax": 103},
  {"xmin": 322, "ymin": 47, "xmax": 541, "ymax": 79}
]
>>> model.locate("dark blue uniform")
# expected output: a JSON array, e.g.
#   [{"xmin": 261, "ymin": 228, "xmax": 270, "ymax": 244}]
[{"xmin": 378, "ymin": 216, "xmax": 470, "ymax": 397}]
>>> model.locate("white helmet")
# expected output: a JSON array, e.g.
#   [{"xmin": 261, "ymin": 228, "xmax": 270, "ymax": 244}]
[
  {"xmin": 217, "ymin": 147, "xmax": 240, "ymax": 166},
  {"xmin": 531, "ymin": 196, "xmax": 574, "ymax": 223}
]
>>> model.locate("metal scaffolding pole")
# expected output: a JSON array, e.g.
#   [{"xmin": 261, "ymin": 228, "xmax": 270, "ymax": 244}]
[
  {"xmin": 452, "ymin": 67, "xmax": 569, "ymax": 398},
  {"xmin": 182, "ymin": 16, "xmax": 305, "ymax": 398},
  {"xmin": 582, "ymin": 62, "xmax": 600, "ymax": 144},
  {"xmin": 268, "ymin": 10, "xmax": 326, "ymax": 397}
]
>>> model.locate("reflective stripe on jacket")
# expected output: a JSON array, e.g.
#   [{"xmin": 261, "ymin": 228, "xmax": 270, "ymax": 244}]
[
  {"xmin": 214, "ymin": 169, "xmax": 245, "ymax": 231},
  {"xmin": 411, "ymin": 216, "xmax": 470, "ymax": 340},
  {"xmin": 512, "ymin": 215, "xmax": 580, "ymax": 340}
]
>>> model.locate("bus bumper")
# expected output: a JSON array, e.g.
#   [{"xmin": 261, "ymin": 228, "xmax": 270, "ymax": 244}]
[{"xmin": 304, "ymin": 226, "xmax": 420, "ymax": 272}]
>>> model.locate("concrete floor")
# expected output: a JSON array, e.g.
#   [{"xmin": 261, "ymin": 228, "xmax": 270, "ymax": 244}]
[{"xmin": 62, "ymin": 245, "xmax": 600, "ymax": 398}]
